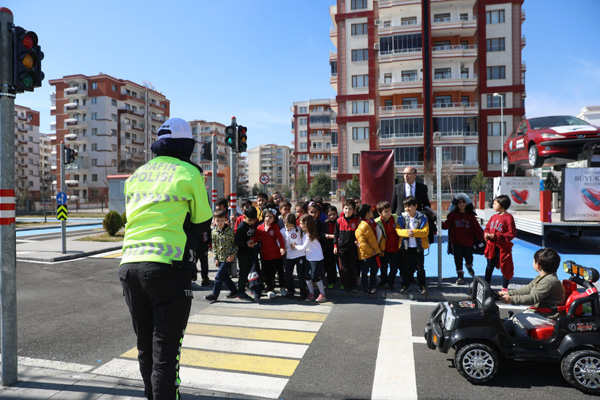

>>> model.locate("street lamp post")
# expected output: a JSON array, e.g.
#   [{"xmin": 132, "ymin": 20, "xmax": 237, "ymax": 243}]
[{"xmin": 493, "ymin": 93, "xmax": 504, "ymax": 177}]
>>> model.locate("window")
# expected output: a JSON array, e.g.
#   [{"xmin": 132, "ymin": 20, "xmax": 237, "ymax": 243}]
[
  {"xmin": 383, "ymin": 20, "xmax": 391, "ymax": 28},
  {"xmin": 91, "ymin": 97, "xmax": 97, "ymax": 105},
  {"xmin": 434, "ymin": 96, "xmax": 452, "ymax": 106},
  {"xmin": 402, "ymin": 98, "xmax": 418, "ymax": 108},
  {"xmin": 352, "ymin": 74, "xmax": 369, "ymax": 88},
  {"xmin": 379, "ymin": 33, "xmax": 422, "ymax": 53},
  {"xmin": 384, "ymin": 73, "xmax": 392, "ymax": 83},
  {"xmin": 352, "ymin": 154, "xmax": 360, "ymax": 167},
  {"xmin": 486, "ymin": 10, "xmax": 505, "ymax": 24},
  {"xmin": 352, "ymin": 127, "xmax": 368, "ymax": 140},
  {"xmin": 384, "ymin": 99, "xmax": 393, "ymax": 109},
  {"xmin": 299, "ymin": 106, "xmax": 308, "ymax": 113},
  {"xmin": 92, "ymin": 174, "xmax": 98, "ymax": 182},
  {"xmin": 441, "ymin": 146, "xmax": 478, "ymax": 165},
  {"xmin": 401, "ymin": 17, "xmax": 417, "ymax": 26},
  {"xmin": 112, "ymin": 114, "xmax": 117, "ymax": 121},
  {"xmin": 487, "ymin": 122, "xmax": 505, "ymax": 136},
  {"xmin": 380, "ymin": 117, "xmax": 423, "ymax": 138},
  {"xmin": 486, "ymin": 38, "xmax": 505, "ymax": 52},
  {"xmin": 299, "ymin": 117, "xmax": 307, "ymax": 125},
  {"xmin": 433, "ymin": 13, "xmax": 451, "ymax": 22},
  {"xmin": 92, "ymin": 128, "xmax": 98, "ymax": 135},
  {"xmin": 331, "ymin": 131, "xmax": 338, "ymax": 147},
  {"xmin": 111, "ymin": 99, "xmax": 117, "ymax": 106},
  {"xmin": 393, "ymin": 147, "xmax": 423, "ymax": 166},
  {"xmin": 487, "ymin": 66, "xmax": 506, "ymax": 80},
  {"xmin": 488, "ymin": 150, "xmax": 501, "ymax": 164},
  {"xmin": 352, "ymin": 101, "xmax": 369, "ymax": 114},
  {"xmin": 299, "ymin": 130, "xmax": 307, "ymax": 137},
  {"xmin": 112, "ymin": 84, "xmax": 117, "ymax": 91},
  {"xmin": 351, "ymin": 0, "xmax": 367, "ymax": 10},
  {"xmin": 351, "ymin": 23, "xmax": 368, "ymax": 36},
  {"xmin": 92, "ymin": 143, "xmax": 98, "ymax": 151},
  {"xmin": 310, "ymin": 115, "xmax": 331, "ymax": 124},
  {"xmin": 91, "ymin": 112, "xmax": 97, "ymax": 120},
  {"xmin": 91, "ymin": 82, "xmax": 97, "ymax": 89},
  {"xmin": 298, "ymin": 154, "xmax": 308, "ymax": 161},
  {"xmin": 460, "ymin": 13, "xmax": 468, "ymax": 21},
  {"xmin": 486, "ymin": 94, "xmax": 505, "ymax": 108},
  {"xmin": 91, "ymin": 159, "xmax": 97, "ymax": 166},
  {"xmin": 402, "ymin": 70, "xmax": 418, "ymax": 82},
  {"xmin": 332, "ymin": 155, "xmax": 338, "ymax": 171},
  {"xmin": 434, "ymin": 68, "xmax": 451, "ymax": 79},
  {"xmin": 351, "ymin": 49, "xmax": 368, "ymax": 61},
  {"xmin": 299, "ymin": 142, "xmax": 308, "ymax": 149},
  {"xmin": 433, "ymin": 116, "xmax": 477, "ymax": 136},
  {"xmin": 111, "ymin": 129, "xmax": 117, "ymax": 136}
]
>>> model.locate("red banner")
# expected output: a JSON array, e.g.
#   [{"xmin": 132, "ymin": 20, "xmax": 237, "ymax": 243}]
[{"xmin": 360, "ymin": 150, "xmax": 395, "ymax": 207}]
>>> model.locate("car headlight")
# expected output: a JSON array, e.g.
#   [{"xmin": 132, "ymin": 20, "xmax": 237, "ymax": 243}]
[
  {"xmin": 540, "ymin": 133, "xmax": 565, "ymax": 139},
  {"xmin": 442, "ymin": 303, "xmax": 457, "ymax": 330}
]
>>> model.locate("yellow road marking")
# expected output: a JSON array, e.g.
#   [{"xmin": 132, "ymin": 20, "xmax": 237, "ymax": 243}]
[
  {"xmin": 102, "ymin": 251, "xmax": 123, "ymax": 258},
  {"xmin": 185, "ymin": 323, "xmax": 316, "ymax": 344},
  {"xmin": 199, "ymin": 306, "xmax": 327, "ymax": 322},
  {"xmin": 121, "ymin": 347, "xmax": 299, "ymax": 376}
]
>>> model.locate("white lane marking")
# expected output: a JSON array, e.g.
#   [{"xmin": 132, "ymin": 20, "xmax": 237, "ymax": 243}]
[
  {"xmin": 18, "ymin": 356, "xmax": 94, "ymax": 372},
  {"xmin": 188, "ymin": 314, "xmax": 322, "ymax": 332},
  {"xmin": 372, "ymin": 300, "xmax": 418, "ymax": 400},
  {"xmin": 183, "ymin": 335, "xmax": 309, "ymax": 359},
  {"xmin": 93, "ymin": 358, "xmax": 288, "ymax": 399},
  {"xmin": 210, "ymin": 301, "xmax": 333, "ymax": 314},
  {"xmin": 412, "ymin": 336, "xmax": 427, "ymax": 344}
]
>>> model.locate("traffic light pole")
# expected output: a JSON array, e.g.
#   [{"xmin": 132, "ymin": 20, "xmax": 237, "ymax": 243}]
[
  {"xmin": 211, "ymin": 133, "xmax": 217, "ymax": 211},
  {"xmin": 0, "ymin": 7, "xmax": 18, "ymax": 386},
  {"xmin": 60, "ymin": 142, "xmax": 66, "ymax": 254}
]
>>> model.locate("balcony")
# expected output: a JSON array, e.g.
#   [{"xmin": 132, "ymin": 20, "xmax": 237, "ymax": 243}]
[
  {"xmin": 378, "ymin": 0, "xmax": 420, "ymax": 7},
  {"xmin": 64, "ymin": 102, "xmax": 78, "ymax": 111},
  {"xmin": 432, "ymin": 102, "xmax": 479, "ymax": 115},
  {"xmin": 379, "ymin": 77, "xmax": 422, "ymax": 92},
  {"xmin": 432, "ymin": 44, "xmax": 477, "ymax": 58},
  {"xmin": 64, "ymin": 87, "xmax": 86, "ymax": 96},
  {"xmin": 431, "ymin": 15, "xmax": 477, "ymax": 36},
  {"xmin": 379, "ymin": 104, "xmax": 423, "ymax": 117},
  {"xmin": 65, "ymin": 118, "xmax": 86, "ymax": 127},
  {"xmin": 378, "ymin": 47, "xmax": 422, "ymax": 63},
  {"xmin": 378, "ymin": 20, "xmax": 421, "ymax": 36},
  {"xmin": 17, "ymin": 127, "xmax": 28, "ymax": 133},
  {"xmin": 309, "ymin": 133, "xmax": 331, "ymax": 140},
  {"xmin": 432, "ymin": 73, "xmax": 477, "ymax": 90},
  {"xmin": 132, "ymin": 125, "xmax": 145, "ymax": 132},
  {"xmin": 521, "ymin": 35, "xmax": 526, "ymax": 49}
]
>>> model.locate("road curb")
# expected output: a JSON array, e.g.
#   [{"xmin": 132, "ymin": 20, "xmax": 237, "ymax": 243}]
[{"xmin": 18, "ymin": 246, "xmax": 123, "ymax": 262}]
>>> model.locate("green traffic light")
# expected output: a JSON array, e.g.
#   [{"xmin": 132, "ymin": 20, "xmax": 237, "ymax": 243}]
[{"xmin": 21, "ymin": 73, "xmax": 34, "ymax": 88}]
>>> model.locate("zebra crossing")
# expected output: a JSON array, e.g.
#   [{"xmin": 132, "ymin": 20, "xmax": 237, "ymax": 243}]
[{"xmin": 93, "ymin": 301, "xmax": 332, "ymax": 399}]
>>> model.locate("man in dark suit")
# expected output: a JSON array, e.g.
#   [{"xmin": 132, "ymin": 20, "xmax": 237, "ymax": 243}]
[{"xmin": 391, "ymin": 166, "xmax": 431, "ymax": 214}]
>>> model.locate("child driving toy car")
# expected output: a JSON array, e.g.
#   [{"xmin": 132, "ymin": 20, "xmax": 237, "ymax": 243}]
[{"xmin": 500, "ymin": 247, "xmax": 565, "ymax": 337}]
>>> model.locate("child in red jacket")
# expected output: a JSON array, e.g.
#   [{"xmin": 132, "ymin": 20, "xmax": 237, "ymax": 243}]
[
  {"xmin": 484, "ymin": 195, "xmax": 516, "ymax": 290},
  {"xmin": 253, "ymin": 208, "xmax": 286, "ymax": 299},
  {"xmin": 442, "ymin": 193, "xmax": 484, "ymax": 284}
]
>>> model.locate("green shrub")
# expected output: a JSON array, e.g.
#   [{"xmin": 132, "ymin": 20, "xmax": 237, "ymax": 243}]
[
  {"xmin": 121, "ymin": 212, "xmax": 127, "ymax": 227},
  {"xmin": 103, "ymin": 211, "xmax": 123, "ymax": 236}
]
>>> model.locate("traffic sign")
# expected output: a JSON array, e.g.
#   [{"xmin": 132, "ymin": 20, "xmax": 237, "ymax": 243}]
[
  {"xmin": 56, "ymin": 205, "xmax": 68, "ymax": 221},
  {"xmin": 260, "ymin": 174, "xmax": 270, "ymax": 185},
  {"xmin": 56, "ymin": 191, "xmax": 67, "ymax": 205}
]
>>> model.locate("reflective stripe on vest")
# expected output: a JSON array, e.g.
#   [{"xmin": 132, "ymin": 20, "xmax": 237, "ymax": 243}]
[
  {"xmin": 123, "ymin": 243, "xmax": 183, "ymax": 259},
  {"xmin": 125, "ymin": 192, "xmax": 189, "ymax": 207}
]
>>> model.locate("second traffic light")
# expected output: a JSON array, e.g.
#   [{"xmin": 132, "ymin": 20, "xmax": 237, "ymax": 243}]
[
  {"xmin": 12, "ymin": 25, "xmax": 44, "ymax": 93},
  {"xmin": 225, "ymin": 125, "xmax": 236, "ymax": 148},
  {"xmin": 202, "ymin": 142, "xmax": 212, "ymax": 161},
  {"xmin": 63, "ymin": 147, "xmax": 76, "ymax": 164},
  {"xmin": 237, "ymin": 126, "xmax": 247, "ymax": 153}
]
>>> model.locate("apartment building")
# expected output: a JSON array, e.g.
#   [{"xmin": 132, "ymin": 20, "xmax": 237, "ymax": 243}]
[
  {"xmin": 189, "ymin": 120, "xmax": 230, "ymax": 171},
  {"xmin": 14, "ymin": 105, "xmax": 46, "ymax": 204},
  {"xmin": 329, "ymin": 0, "xmax": 525, "ymax": 191},
  {"xmin": 578, "ymin": 106, "xmax": 600, "ymax": 127},
  {"xmin": 247, "ymin": 144, "xmax": 293, "ymax": 193},
  {"xmin": 291, "ymin": 99, "xmax": 338, "ymax": 187},
  {"xmin": 49, "ymin": 74, "xmax": 170, "ymax": 203}
]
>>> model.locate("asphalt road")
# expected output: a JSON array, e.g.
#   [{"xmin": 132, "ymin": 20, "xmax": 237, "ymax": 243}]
[{"xmin": 9, "ymin": 256, "xmax": 598, "ymax": 399}]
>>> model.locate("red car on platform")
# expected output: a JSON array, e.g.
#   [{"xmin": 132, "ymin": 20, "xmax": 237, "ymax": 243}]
[{"xmin": 502, "ymin": 115, "xmax": 600, "ymax": 173}]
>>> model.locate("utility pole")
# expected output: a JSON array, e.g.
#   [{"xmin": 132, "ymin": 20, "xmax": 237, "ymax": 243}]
[
  {"xmin": 211, "ymin": 133, "xmax": 217, "ymax": 211},
  {"xmin": 60, "ymin": 141, "xmax": 66, "ymax": 253},
  {"xmin": 229, "ymin": 117, "xmax": 238, "ymax": 217},
  {"xmin": 0, "ymin": 7, "xmax": 18, "ymax": 386}
]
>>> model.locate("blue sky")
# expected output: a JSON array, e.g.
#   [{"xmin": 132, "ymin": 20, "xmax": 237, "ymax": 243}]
[{"xmin": 6, "ymin": 0, "xmax": 600, "ymax": 150}]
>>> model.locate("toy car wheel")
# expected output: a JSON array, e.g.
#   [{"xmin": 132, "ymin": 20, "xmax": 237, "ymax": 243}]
[
  {"xmin": 561, "ymin": 349, "xmax": 600, "ymax": 395},
  {"xmin": 502, "ymin": 154, "xmax": 514, "ymax": 174},
  {"xmin": 455, "ymin": 343, "xmax": 499, "ymax": 384},
  {"xmin": 528, "ymin": 145, "xmax": 543, "ymax": 168}
]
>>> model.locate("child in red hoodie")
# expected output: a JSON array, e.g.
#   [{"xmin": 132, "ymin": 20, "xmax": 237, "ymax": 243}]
[
  {"xmin": 253, "ymin": 208, "xmax": 286, "ymax": 299},
  {"xmin": 442, "ymin": 193, "xmax": 484, "ymax": 285},
  {"xmin": 484, "ymin": 194, "xmax": 516, "ymax": 290}
]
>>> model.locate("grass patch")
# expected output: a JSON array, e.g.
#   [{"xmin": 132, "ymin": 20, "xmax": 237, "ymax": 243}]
[{"xmin": 77, "ymin": 229, "xmax": 125, "ymax": 242}]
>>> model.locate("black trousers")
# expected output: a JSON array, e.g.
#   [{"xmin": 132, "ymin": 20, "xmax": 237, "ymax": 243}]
[
  {"xmin": 285, "ymin": 257, "xmax": 307, "ymax": 297},
  {"xmin": 338, "ymin": 249, "xmax": 358, "ymax": 292},
  {"xmin": 196, "ymin": 241, "xmax": 209, "ymax": 281},
  {"xmin": 119, "ymin": 262, "xmax": 193, "ymax": 400},
  {"xmin": 402, "ymin": 248, "xmax": 426, "ymax": 286},
  {"xmin": 453, "ymin": 244, "xmax": 474, "ymax": 271}
]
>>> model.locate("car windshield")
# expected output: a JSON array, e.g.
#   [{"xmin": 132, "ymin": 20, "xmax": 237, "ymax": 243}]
[{"xmin": 529, "ymin": 116, "xmax": 590, "ymax": 129}]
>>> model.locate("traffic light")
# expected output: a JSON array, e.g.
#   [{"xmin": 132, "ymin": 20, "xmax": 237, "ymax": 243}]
[
  {"xmin": 225, "ymin": 125, "xmax": 236, "ymax": 148},
  {"xmin": 63, "ymin": 147, "xmax": 76, "ymax": 164},
  {"xmin": 237, "ymin": 126, "xmax": 247, "ymax": 152},
  {"xmin": 202, "ymin": 142, "xmax": 212, "ymax": 161},
  {"xmin": 12, "ymin": 25, "xmax": 44, "ymax": 93}
]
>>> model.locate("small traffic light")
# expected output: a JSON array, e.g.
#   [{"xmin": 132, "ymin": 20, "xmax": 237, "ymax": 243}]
[
  {"xmin": 237, "ymin": 126, "xmax": 247, "ymax": 152},
  {"xmin": 63, "ymin": 147, "xmax": 76, "ymax": 164},
  {"xmin": 225, "ymin": 125, "xmax": 236, "ymax": 148},
  {"xmin": 12, "ymin": 25, "xmax": 44, "ymax": 93},
  {"xmin": 202, "ymin": 142, "xmax": 212, "ymax": 161}
]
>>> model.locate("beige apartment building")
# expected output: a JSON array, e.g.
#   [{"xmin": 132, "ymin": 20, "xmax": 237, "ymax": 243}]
[
  {"xmin": 291, "ymin": 99, "xmax": 338, "ymax": 186},
  {"xmin": 247, "ymin": 144, "xmax": 293, "ymax": 193},
  {"xmin": 329, "ymin": 0, "xmax": 526, "ymax": 191},
  {"xmin": 14, "ymin": 105, "xmax": 49, "ymax": 205},
  {"xmin": 49, "ymin": 74, "xmax": 170, "ymax": 203}
]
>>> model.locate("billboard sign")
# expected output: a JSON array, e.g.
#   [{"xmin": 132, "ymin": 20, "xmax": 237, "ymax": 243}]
[{"xmin": 562, "ymin": 168, "xmax": 600, "ymax": 221}]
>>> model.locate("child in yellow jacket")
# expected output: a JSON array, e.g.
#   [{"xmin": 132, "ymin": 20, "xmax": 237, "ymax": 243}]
[
  {"xmin": 356, "ymin": 204, "xmax": 385, "ymax": 293},
  {"xmin": 396, "ymin": 196, "xmax": 429, "ymax": 295}
]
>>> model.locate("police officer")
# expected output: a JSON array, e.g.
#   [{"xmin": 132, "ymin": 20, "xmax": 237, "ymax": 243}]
[{"xmin": 118, "ymin": 117, "xmax": 212, "ymax": 400}]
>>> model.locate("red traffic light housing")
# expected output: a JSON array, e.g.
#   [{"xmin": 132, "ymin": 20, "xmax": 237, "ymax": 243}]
[
  {"xmin": 225, "ymin": 125, "xmax": 236, "ymax": 148},
  {"xmin": 12, "ymin": 25, "xmax": 44, "ymax": 93},
  {"xmin": 237, "ymin": 126, "xmax": 247, "ymax": 153}
]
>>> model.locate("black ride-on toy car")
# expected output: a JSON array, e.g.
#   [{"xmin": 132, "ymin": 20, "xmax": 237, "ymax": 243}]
[{"xmin": 424, "ymin": 260, "xmax": 600, "ymax": 395}]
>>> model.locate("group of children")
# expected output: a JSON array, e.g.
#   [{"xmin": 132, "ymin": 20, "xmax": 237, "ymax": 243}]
[{"xmin": 203, "ymin": 189, "xmax": 522, "ymax": 303}]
